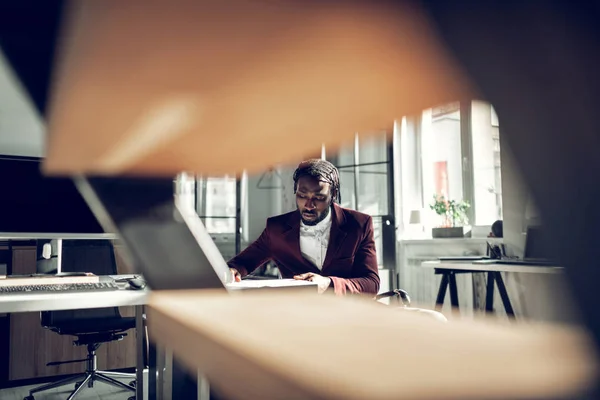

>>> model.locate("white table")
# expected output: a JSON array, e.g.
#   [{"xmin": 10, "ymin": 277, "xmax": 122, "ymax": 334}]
[
  {"xmin": 421, "ymin": 261, "xmax": 564, "ymax": 318},
  {"xmin": 422, "ymin": 260, "xmax": 562, "ymax": 274},
  {"xmin": 0, "ymin": 279, "xmax": 149, "ymax": 400},
  {"xmin": 0, "ymin": 286, "xmax": 148, "ymax": 314}
]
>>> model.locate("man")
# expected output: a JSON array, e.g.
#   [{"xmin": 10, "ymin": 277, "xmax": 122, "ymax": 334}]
[{"xmin": 228, "ymin": 159, "xmax": 380, "ymax": 295}]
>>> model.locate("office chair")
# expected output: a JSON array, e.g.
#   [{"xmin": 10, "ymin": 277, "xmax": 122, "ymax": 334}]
[
  {"xmin": 376, "ymin": 289, "xmax": 448, "ymax": 322},
  {"xmin": 376, "ymin": 289, "xmax": 412, "ymax": 306},
  {"xmin": 25, "ymin": 240, "xmax": 137, "ymax": 400}
]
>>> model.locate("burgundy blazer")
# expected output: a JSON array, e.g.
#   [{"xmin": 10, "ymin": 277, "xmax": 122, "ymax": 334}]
[{"xmin": 227, "ymin": 203, "xmax": 380, "ymax": 295}]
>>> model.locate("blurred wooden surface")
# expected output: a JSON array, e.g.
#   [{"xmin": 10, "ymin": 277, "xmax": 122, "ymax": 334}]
[
  {"xmin": 8, "ymin": 246, "xmax": 136, "ymax": 381},
  {"xmin": 44, "ymin": 0, "xmax": 474, "ymax": 177},
  {"xmin": 148, "ymin": 290, "xmax": 597, "ymax": 400}
]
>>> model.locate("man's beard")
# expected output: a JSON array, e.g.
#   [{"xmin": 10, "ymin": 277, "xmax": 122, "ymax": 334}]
[{"xmin": 300, "ymin": 205, "xmax": 330, "ymax": 226}]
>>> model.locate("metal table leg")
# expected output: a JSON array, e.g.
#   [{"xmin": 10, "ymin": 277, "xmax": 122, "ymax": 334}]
[
  {"xmin": 149, "ymin": 342, "xmax": 157, "ymax": 400},
  {"xmin": 448, "ymin": 272, "xmax": 459, "ymax": 309},
  {"xmin": 493, "ymin": 272, "xmax": 516, "ymax": 319},
  {"xmin": 485, "ymin": 271, "xmax": 495, "ymax": 312},
  {"xmin": 135, "ymin": 304, "xmax": 145, "ymax": 400},
  {"xmin": 198, "ymin": 372, "xmax": 210, "ymax": 400},
  {"xmin": 435, "ymin": 272, "xmax": 449, "ymax": 311}
]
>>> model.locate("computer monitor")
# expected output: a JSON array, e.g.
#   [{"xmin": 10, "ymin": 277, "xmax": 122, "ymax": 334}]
[
  {"xmin": 0, "ymin": 156, "xmax": 111, "ymax": 235},
  {"xmin": 0, "ymin": 156, "xmax": 115, "ymax": 274},
  {"xmin": 524, "ymin": 225, "xmax": 551, "ymax": 260}
]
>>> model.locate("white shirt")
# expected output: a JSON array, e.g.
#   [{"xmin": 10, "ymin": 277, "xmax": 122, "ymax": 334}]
[{"xmin": 299, "ymin": 209, "xmax": 332, "ymax": 270}]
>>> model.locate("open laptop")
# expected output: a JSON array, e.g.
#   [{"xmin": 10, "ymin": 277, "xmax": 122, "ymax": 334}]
[
  {"xmin": 75, "ymin": 177, "xmax": 316, "ymax": 292},
  {"xmin": 476, "ymin": 226, "xmax": 557, "ymax": 266}
]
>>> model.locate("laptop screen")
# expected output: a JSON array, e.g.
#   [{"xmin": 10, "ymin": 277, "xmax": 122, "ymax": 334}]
[
  {"xmin": 524, "ymin": 226, "xmax": 550, "ymax": 259},
  {"xmin": 76, "ymin": 177, "xmax": 231, "ymax": 291}
]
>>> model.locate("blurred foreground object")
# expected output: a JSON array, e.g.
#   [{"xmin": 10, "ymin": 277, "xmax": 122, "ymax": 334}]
[
  {"xmin": 33, "ymin": 0, "xmax": 600, "ymax": 398},
  {"xmin": 44, "ymin": 0, "xmax": 473, "ymax": 176},
  {"xmin": 148, "ymin": 290, "xmax": 597, "ymax": 400}
]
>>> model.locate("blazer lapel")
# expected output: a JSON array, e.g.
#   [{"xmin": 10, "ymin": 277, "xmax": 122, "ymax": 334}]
[{"xmin": 322, "ymin": 204, "xmax": 347, "ymax": 270}]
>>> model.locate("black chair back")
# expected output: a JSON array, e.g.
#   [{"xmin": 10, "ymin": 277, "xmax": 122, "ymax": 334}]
[{"xmin": 41, "ymin": 239, "xmax": 121, "ymax": 328}]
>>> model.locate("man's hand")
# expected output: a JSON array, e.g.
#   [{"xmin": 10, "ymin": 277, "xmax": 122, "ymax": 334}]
[
  {"xmin": 294, "ymin": 272, "xmax": 331, "ymax": 294},
  {"xmin": 229, "ymin": 268, "xmax": 241, "ymax": 283}
]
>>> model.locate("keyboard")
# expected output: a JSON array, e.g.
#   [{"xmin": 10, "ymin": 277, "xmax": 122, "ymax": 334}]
[
  {"xmin": 494, "ymin": 259, "xmax": 556, "ymax": 266},
  {"xmin": 0, "ymin": 282, "xmax": 119, "ymax": 294}
]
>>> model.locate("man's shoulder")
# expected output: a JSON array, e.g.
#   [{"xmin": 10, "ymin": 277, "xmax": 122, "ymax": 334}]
[
  {"xmin": 265, "ymin": 210, "xmax": 297, "ymax": 228},
  {"xmin": 337, "ymin": 205, "xmax": 372, "ymax": 227}
]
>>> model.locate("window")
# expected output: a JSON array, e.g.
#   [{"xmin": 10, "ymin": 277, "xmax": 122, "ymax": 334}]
[
  {"xmin": 197, "ymin": 176, "xmax": 237, "ymax": 234},
  {"xmin": 174, "ymin": 173, "xmax": 238, "ymax": 234},
  {"xmin": 421, "ymin": 102, "xmax": 463, "ymax": 227},
  {"xmin": 174, "ymin": 173, "xmax": 240, "ymax": 260},
  {"xmin": 398, "ymin": 100, "xmax": 503, "ymax": 236},
  {"xmin": 174, "ymin": 172, "xmax": 196, "ymax": 213},
  {"xmin": 326, "ymin": 131, "xmax": 393, "ymax": 267}
]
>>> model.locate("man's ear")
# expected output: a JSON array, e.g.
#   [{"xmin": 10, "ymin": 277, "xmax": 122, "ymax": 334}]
[{"xmin": 330, "ymin": 189, "xmax": 337, "ymax": 204}]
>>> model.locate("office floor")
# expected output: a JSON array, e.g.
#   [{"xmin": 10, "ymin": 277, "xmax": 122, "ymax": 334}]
[{"xmin": 0, "ymin": 378, "xmax": 133, "ymax": 400}]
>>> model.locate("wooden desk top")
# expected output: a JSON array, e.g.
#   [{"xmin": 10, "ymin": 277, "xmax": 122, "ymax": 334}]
[
  {"xmin": 43, "ymin": 1, "xmax": 473, "ymax": 177},
  {"xmin": 148, "ymin": 290, "xmax": 597, "ymax": 400}
]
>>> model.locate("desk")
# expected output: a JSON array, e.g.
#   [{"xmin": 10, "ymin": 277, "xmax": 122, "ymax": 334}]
[
  {"xmin": 0, "ymin": 278, "xmax": 149, "ymax": 400},
  {"xmin": 146, "ymin": 290, "xmax": 597, "ymax": 400},
  {"xmin": 422, "ymin": 261, "xmax": 563, "ymax": 319}
]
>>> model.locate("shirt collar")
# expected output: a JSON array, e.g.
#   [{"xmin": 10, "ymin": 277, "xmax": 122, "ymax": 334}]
[{"xmin": 300, "ymin": 207, "xmax": 332, "ymax": 233}]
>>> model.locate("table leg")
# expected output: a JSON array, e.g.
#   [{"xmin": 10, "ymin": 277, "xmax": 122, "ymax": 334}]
[
  {"xmin": 485, "ymin": 271, "xmax": 495, "ymax": 312},
  {"xmin": 448, "ymin": 272, "xmax": 459, "ymax": 309},
  {"xmin": 149, "ymin": 342, "xmax": 157, "ymax": 400},
  {"xmin": 435, "ymin": 273, "xmax": 449, "ymax": 311},
  {"xmin": 198, "ymin": 372, "xmax": 210, "ymax": 400},
  {"xmin": 156, "ymin": 344, "xmax": 165, "ymax": 400},
  {"xmin": 135, "ymin": 305, "xmax": 145, "ymax": 400},
  {"xmin": 493, "ymin": 272, "xmax": 516, "ymax": 319}
]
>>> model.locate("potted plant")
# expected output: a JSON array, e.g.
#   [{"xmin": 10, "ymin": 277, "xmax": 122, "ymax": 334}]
[{"xmin": 429, "ymin": 195, "xmax": 471, "ymax": 238}]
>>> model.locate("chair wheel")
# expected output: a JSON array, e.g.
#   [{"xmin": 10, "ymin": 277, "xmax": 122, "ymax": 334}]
[
  {"xmin": 127, "ymin": 397, "xmax": 136, "ymax": 400},
  {"xmin": 24, "ymin": 396, "xmax": 35, "ymax": 400},
  {"xmin": 129, "ymin": 380, "xmax": 136, "ymax": 388},
  {"xmin": 74, "ymin": 382, "xmax": 80, "ymax": 389}
]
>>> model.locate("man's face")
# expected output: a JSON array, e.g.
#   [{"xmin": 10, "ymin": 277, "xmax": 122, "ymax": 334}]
[{"xmin": 296, "ymin": 175, "xmax": 332, "ymax": 225}]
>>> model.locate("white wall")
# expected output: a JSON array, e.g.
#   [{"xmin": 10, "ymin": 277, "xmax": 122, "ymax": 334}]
[
  {"xmin": 431, "ymin": 118, "xmax": 463, "ymax": 201},
  {"xmin": 499, "ymin": 138, "xmax": 529, "ymax": 257},
  {"xmin": 397, "ymin": 118, "xmax": 422, "ymax": 235},
  {"xmin": 420, "ymin": 109, "xmax": 462, "ymax": 228},
  {"xmin": 472, "ymin": 101, "xmax": 500, "ymax": 225},
  {"xmin": 0, "ymin": 51, "xmax": 45, "ymax": 157},
  {"xmin": 244, "ymin": 164, "xmax": 297, "ymax": 245}
]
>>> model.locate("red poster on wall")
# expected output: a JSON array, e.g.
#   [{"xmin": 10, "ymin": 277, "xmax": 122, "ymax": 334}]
[{"xmin": 434, "ymin": 161, "xmax": 449, "ymax": 198}]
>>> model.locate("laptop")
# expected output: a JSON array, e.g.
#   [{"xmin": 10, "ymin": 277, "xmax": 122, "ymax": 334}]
[
  {"xmin": 476, "ymin": 226, "xmax": 557, "ymax": 266},
  {"xmin": 439, "ymin": 256, "xmax": 490, "ymax": 262},
  {"xmin": 76, "ymin": 177, "xmax": 316, "ymax": 291}
]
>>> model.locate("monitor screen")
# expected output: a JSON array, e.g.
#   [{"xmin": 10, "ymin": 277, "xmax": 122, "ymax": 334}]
[
  {"xmin": 0, "ymin": 156, "xmax": 107, "ymax": 234},
  {"xmin": 524, "ymin": 225, "xmax": 550, "ymax": 260}
]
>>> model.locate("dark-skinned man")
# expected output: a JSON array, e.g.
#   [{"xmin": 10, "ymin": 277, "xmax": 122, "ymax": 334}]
[{"xmin": 227, "ymin": 159, "xmax": 380, "ymax": 295}]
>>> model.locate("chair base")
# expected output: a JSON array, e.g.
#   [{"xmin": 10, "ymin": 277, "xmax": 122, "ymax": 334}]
[{"xmin": 25, "ymin": 370, "xmax": 135, "ymax": 400}]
